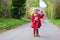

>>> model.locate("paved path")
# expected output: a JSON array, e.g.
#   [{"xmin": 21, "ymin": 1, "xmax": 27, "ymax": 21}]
[{"xmin": 0, "ymin": 20, "xmax": 60, "ymax": 40}]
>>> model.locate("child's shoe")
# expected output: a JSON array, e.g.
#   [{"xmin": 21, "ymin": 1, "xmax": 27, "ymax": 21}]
[{"xmin": 37, "ymin": 35, "xmax": 40, "ymax": 37}]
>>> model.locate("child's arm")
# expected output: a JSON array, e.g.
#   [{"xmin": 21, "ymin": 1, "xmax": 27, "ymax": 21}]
[
  {"xmin": 31, "ymin": 14, "xmax": 35, "ymax": 21},
  {"xmin": 39, "ymin": 14, "xmax": 44, "ymax": 18}
]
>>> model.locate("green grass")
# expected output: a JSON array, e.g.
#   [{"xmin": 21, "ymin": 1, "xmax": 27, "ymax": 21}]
[
  {"xmin": 0, "ymin": 18, "xmax": 31, "ymax": 30},
  {"xmin": 49, "ymin": 19, "xmax": 60, "ymax": 28}
]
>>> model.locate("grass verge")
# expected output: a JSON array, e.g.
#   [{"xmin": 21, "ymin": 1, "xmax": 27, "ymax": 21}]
[
  {"xmin": 0, "ymin": 18, "xmax": 31, "ymax": 33},
  {"xmin": 49, "ymin": 19, "xmax": 60, "ymax": 28}
]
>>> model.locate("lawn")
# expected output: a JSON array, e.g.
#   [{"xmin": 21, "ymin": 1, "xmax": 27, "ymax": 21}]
[
  {"xmin": 50, "ymin": 19, "xmax": 60, "ymax": 28},
  {"xmin": 0, "ymin": 18, "xmax": 31, "ymax": 32}
]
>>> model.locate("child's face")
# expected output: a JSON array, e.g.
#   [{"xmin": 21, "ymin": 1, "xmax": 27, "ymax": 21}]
[{"xmin": 34, "ymin": 9, "xmax": 39, "ymax": 14}]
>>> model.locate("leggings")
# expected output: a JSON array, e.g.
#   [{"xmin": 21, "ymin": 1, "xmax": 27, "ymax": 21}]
[{"xmin": 33, "ymin": 28, "xmax": 38, "ymax": 35}]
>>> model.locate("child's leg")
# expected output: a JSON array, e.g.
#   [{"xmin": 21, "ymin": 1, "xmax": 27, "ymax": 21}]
[
  {"xmin": 36, "ymin": 29, "xmax": 40, "ymax": 37},
  {"xmin": 33, "ymin": 28, "xmax": 40, "ymax": 37},
  {"xmin": 33, "ymin": 29, "xmax": 35, "ymax": 35},
  {"xmin": 36, "ymin": 29, "xmax": 38, "ymax": 35},
  {"xmin": 33, "ymin": 28, "xmax": 37, "ymax": 37}
]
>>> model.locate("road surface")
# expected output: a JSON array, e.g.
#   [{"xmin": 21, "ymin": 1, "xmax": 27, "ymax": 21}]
[{"xmin": 0, "ymin": 20, "xmax": 60, "ymax": 40}]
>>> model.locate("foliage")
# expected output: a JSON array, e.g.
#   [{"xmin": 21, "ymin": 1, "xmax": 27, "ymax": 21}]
[
  {"xmin": 31, "ymin": 0, "xmax": 39, "ymax": 7},
  {"xmin": 44, "ymin": 0, "xmax": 56, "ymax": 19},
  {"xmin": 26, "ymin": 0, "xmax": 39, "ymax": 18},
  {"xmin": 0, "ymin": 0, "xmax": 12, "ymax": 18},
  {"xmin": 53, "ymin": 2, "xmax": 60, "ymax": 19},
  {"xmin": 12, "ymin": 0, "xmax": 26, "ymax": 19},
  {"xmin": 0, "ymin": 0, "xmax": 26, "ymax": 19}
]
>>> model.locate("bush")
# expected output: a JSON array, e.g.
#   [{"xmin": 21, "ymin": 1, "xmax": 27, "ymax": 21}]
[
  {"xmin": 12, "ymin": 0, "xmax": 26, "ymax": 19},
  {"xmin": 44, "ymin": 0, "xmax": 55, "ymax": 19},
  {"xmin": 54, "ymin": 2, "xmax": 60, "ymax": 19}
]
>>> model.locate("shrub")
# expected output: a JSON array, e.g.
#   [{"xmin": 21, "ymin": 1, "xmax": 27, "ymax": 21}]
[{"xmin": 54, "ymin": 2, "xmax": 60, "ymax": 19}]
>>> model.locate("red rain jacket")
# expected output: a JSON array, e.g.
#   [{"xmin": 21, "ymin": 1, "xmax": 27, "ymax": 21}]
[{"xmin": 31, "ymin": 14, "xmax": 44, "ymax": 28}]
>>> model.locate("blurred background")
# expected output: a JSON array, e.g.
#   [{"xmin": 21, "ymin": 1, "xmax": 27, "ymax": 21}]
[{"xmin": 0, "ymin": 0, "xmax": 60, "ymax": 33}]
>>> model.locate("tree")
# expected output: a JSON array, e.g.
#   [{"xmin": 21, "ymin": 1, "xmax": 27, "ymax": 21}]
[
  {"xmin": 53, "ymin": 2, "xmax": 60, "ymax": 19},
  {"xmin": 12, "ymin": 0, "xmax": 26, "ymax": 19},
  {"xmin": 0, "ymin": 0, "xmax": 12, "ymax": 18},
  {"xmin": 0, "ymin": 0, "xmax": 1, "ymax": 14}
]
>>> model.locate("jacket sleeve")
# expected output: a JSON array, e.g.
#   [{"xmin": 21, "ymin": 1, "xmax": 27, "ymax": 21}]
[
  {"xmin": 31, "ymin": 14, "xmax": 35, "ymax": 21},
  {"xmin": 39, "ymin": 14, "xmax": 44, "ymax": 18}
]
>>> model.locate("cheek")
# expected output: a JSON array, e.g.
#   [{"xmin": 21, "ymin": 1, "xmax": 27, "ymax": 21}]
[
  {"xmin": 36, "ymin": 11, "xmax": 39, "ymax": 13},
  {"xmin": 35, "ymin": 10, "xmax": 37, "ymax": 12},
  {"xmin": 34, "ymin": 11, "xmax": 39, "ymax": 13}
]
